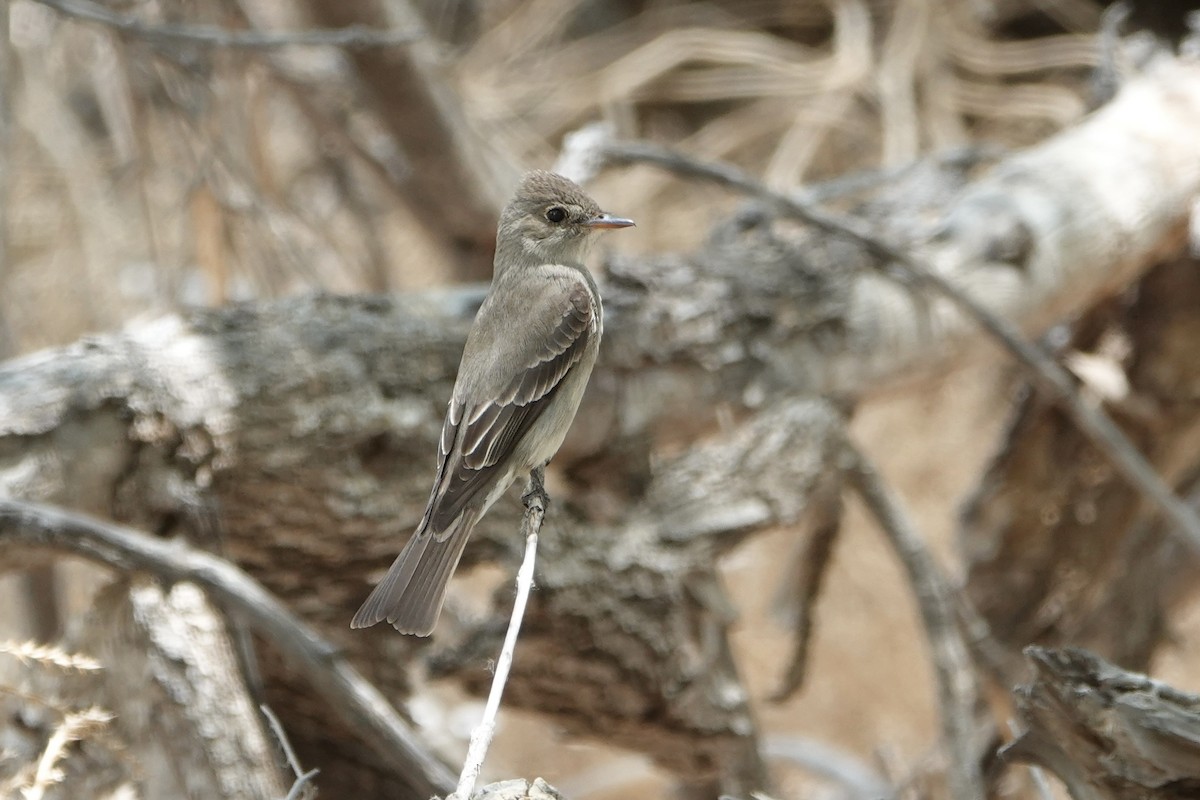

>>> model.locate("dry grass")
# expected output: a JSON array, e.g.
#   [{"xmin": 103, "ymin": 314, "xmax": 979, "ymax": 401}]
[
  {"xmin": 1, "ymin": 0, "xmax": 1101, "ymax": 353},
  {"xmin": 0, "ymin": 639, "xmax": 118, "ymax": 799},
  {"xmin": 0, "ymin": 1, "xmax": 1123, "ymax": 797},
  {"xmin": 0, "ymin": 641, "xmax": 102, "ymax": 673},
  {"xmin": 5, "ymin": 706, "xmax": 114, "ymax": 800}
]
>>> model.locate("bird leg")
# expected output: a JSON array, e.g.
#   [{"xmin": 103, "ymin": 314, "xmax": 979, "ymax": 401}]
[{"xmin": 521, "ymin": 465, "xmax": 549, "ymax": 510}]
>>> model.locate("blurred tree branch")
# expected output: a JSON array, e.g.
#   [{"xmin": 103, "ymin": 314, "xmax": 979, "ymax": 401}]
[
  {"xmin": 303, "ymin": 0, "xmax": 521, "ymax": 282},
  {"xmin": 1, "ymin": 50, "xmax": 1199, "ymax": 799},
  {"xmin": 0, "ymin": 579, "xmax": 290, "ymax": 798},
  {"xmin": 589, "ymin": 131, "xmax": 1200, "ymax": 554},
  {"xmin": 33, "ymin": 0, "xmax": 422, "ymax": 49},
  {"xmin": 842, "ymin": 438, "xmax": 985, "ymax": 800},
  {"xmin": 962, "ymin": 253, "xmax": 1200, "ymax": 681},
  {"xmin": 1005, "ymin": 646, "xmax": 1200, "ymax": 799},
  {"xmin": 0, "ymin": 497, "xmax": 456, "ymax": 799},
  {"xmin": 30, "ymin": 0, "xmax": 515, "ymax": 288}
]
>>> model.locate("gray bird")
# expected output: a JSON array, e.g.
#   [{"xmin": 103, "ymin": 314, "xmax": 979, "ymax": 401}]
[{"xmin": 351, "ymin": 171, "xmax": 634, "ymax": 635}]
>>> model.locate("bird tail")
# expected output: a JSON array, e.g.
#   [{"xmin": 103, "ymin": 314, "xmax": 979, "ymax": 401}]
[{"xmin": 350, "ymin": 510, "xmax": 479, "ymax": 636}]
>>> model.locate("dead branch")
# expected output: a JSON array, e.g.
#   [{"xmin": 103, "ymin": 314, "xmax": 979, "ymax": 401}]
[
  {"xmin": 302, "ymin": 0, "xmax": 520, "ymax": 282},
  {"xmin": 842, "ymin": 437, "xmax": 985, "ymax": 800},
  {"xmin": 262, "ymin": 705, "xmax": 319, "ymax": 800},
  {"xmin": 593, "ymin": 125, "xmax": 1200, "ymax": 555},
  {"xmin": 1, "ymin": 53, "xmax": 1199, "ymax": 796},
  {"xmin": 769, "ymin": 473, "xmax": 843, "ymax": 701},
  {"xmin": 0, "ymin": 497, "xmax": 456, "ymax": 799},
  {"xmin": 962, "ymin": 254, "xmax": 1200, "ymax": 680},
  {"xmin": 1005, "ymin": 646, "xmax": 1200, "ymax": 800},
  {"xmin": 1, "ymin": 578, "xmax": 291, "ymax": 798},
  {"xmin": 79, "ymin": 579, "xmax": 290, "ymax": 798},
  {"xmin": 453, "ymin": 470, "xmax": 547, "ymax": 800},
  {"xmin": 431, "ymin": 399, "xmax": 841, "ymax": 796}
]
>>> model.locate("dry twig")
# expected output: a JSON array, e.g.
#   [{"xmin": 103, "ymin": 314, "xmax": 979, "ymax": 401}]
[
  {"xmin": 261, "ymin": 704, "xmax": 319, "ymax": 800},
  {"xmin": 452, "ymin": 468, "xmax": 548, "ymax": 800},
  {"xmin": 770, "ymin": 478, "xmax": 843, "ymax": 702},
  {"xmin": 841, "ymin": 437, "xmax": 984, "ymax": 800}
]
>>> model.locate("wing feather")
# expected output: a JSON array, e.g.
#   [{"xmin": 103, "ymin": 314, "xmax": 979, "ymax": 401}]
[{"xmin": 422, "ymin": 283, "xmax": 594, "ymax": 535}]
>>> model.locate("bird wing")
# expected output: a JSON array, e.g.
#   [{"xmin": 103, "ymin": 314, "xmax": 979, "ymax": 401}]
[{"xmin": 422, "ymin": 276, "xmax": 596, "ymax": 536}]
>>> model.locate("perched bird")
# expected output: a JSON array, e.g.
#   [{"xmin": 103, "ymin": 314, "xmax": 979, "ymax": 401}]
[{"xmin": 351, "ymin": 171, "xmax": 634, "ymax": 635}]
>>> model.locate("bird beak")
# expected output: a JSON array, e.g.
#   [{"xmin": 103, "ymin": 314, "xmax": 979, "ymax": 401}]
[{"xmin": 585, "ymin": 213, "xmax": 636, "ymax": 230}]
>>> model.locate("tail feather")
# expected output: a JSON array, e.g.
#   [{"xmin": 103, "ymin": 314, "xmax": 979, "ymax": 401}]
[{"xmin": 350, "ymin": 511, "xmax": 478, "ymax": 636}]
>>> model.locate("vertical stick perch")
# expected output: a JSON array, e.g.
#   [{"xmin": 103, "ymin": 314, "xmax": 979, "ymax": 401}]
[{"xmin": 452, "ymin": 467, "xmax": 547, "ymax": 800}]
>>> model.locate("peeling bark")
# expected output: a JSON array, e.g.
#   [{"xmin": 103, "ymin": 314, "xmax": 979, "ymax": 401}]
[{"xmin": 1007, "ymin": 647, "xmax": 1200, "ymax": 800}]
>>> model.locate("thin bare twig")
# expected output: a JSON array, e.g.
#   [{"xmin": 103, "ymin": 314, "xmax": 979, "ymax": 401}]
[
  {"xmin": 261, "ymin": 704, "xmax": 318, "ymax": 800},
  {"xmin": 282, "ymin": 769, "xmax": 320, "ymax": 800},
  {"xmin": 33, "ymin": 0, "xmax": 420, "ymax": 49},
  {"xmin": 261, "ymin": 704, "xmax": 304, "ymax": 778},
  {"xmin": 841, "ymin": 437, "xmax": 984, "ymax": 800},
  {"xmin": 770, "ymin": 479, "xmax": 842, "ymax": 702},
  {"xmin": 0, "ymin": 497, "xmax": 456, "ymax": 799},
  {"xmin": 596, "ymin": 140, "xmax": 1200, "ymax": 556},
  {"xmin": 797, "ymin": 145, "xmax": 1001, "ymax": 204},
  {"xmin": 453, "ymin": 468, "xmax": 547, "ymax": 800}
]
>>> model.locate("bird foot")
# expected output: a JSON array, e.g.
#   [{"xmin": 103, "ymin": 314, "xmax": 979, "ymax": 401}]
[{"xmin": 522, "ymin": 466, "xmax": 549, "ymax": 510}]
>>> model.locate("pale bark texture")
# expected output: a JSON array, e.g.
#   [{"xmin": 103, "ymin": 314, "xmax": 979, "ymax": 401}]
[
  {"xmin": 2, "ymin": 52, "xmax": 1200, "ymax": 800},
  {"xmin": 4, "ymin": 579, "xmax": 290, "ymax": 799}
]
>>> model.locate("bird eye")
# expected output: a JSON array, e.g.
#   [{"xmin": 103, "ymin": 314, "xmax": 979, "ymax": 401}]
[{"xmin": 545, "ymin": 206, "xmax": 567, "ymax": 223}]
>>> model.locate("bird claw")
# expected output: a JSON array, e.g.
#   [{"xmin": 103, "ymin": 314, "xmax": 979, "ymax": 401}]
[{"xmin": 522, "ymin": 466, "xmax": 549, "ymax": 510}]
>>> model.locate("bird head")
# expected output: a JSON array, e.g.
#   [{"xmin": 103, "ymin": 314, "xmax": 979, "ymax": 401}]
[{"xmin": 496, "ymin": 171, "xmax": 634, "ymax": 268}]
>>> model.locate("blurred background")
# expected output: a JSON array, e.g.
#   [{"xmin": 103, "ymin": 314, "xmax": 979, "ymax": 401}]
[
  {"xmin": 3, "ymin": 0, "xmax": 1153, "ymax": 353},
  {"xmin": 2, "ymin": 1, "xmax": 1200, "ymax": 799}
]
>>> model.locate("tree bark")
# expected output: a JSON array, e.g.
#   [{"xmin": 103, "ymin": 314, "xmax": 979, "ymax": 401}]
[
  {"xmin": 3, "ymin": 578, "xmax": 289, "ymax": 799},
  {"xmin": 2, "ymin": 55, "xmax": 1200, "ymax": 797},
  {"xmin": 1006, "ymin": 646, "xmax": 1200, "ymax": 800},
  {"xmin": 961, "ymin": 254, "xmax": 1200, "ymax": 680}
]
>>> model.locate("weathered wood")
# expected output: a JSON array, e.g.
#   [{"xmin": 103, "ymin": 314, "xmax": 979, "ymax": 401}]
[
  {"xmin": 1006, "ymin": 646, "xmax": 1200, "ymax": 800},
  {"xmin": 2, "ymin": 56, "xmax": 1200, "ymax": 798},
  {"xmin": 1, "ymin": 579, "xmax": 290, "ymax": 799},
  {"xmin": 962, "ymin": 255, "xmax": 1200, "ymax": 680}
]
